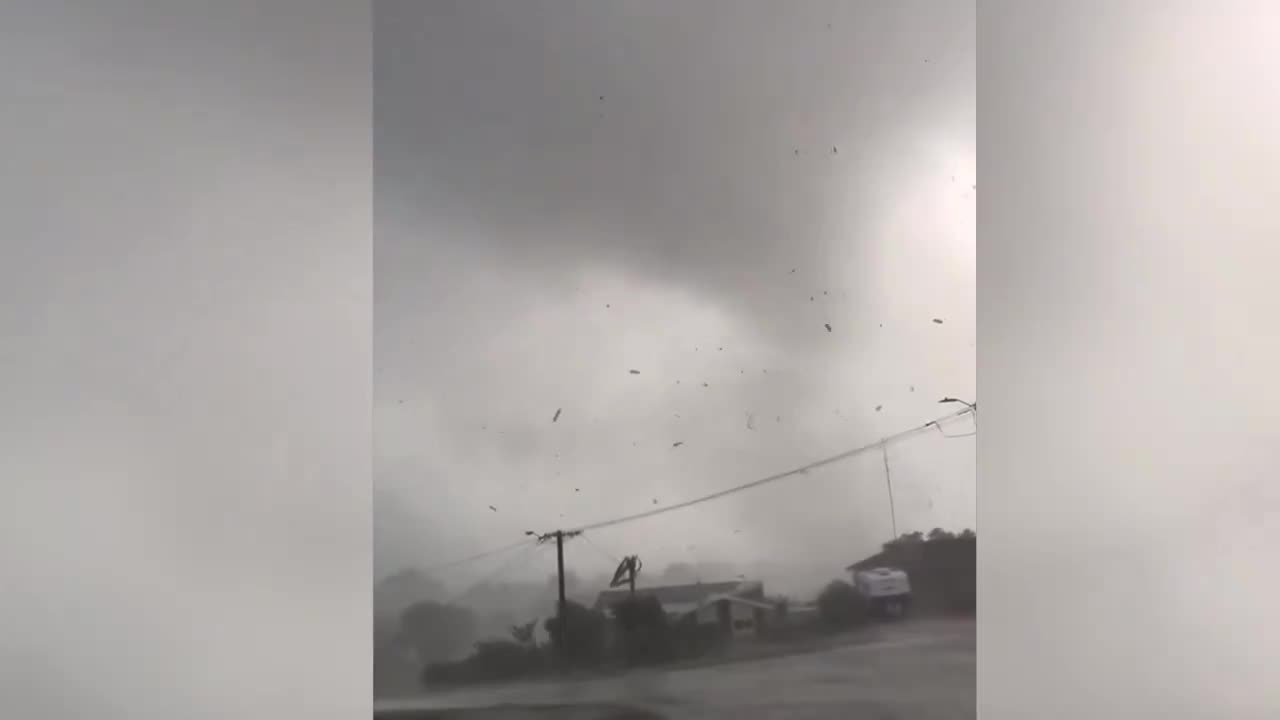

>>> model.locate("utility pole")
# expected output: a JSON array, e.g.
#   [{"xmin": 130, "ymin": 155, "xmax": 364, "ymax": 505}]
[
  {"xmin": 609, "ymin": 555, "xmax": 641, "ymax": 599},
  {"xmin": 530, "ymin": 528, "xmax": 580, "ymax": 656},
  {"xmin": 881, "ymin": 442, "xmax": 898, "ymax": 541},
  {"xmin": 555, "ymin": 530, "xmax": 566, "ymax": 622}
]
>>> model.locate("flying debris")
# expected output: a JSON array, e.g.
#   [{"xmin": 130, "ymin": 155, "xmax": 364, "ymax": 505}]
[
  {"xmin": 653, "ymin": 499, "xmax": 659, "ymax": 504},
  {"xmin": 910, "ymin": 386, "xmax": 915, "ymax": 392},
  {"xmin": 575, "ymin": 488, "xmax": 580, "ymax": 492},
  {"xmin": 702, "ymin": 382, "xmax": 709, "ymax": 387},
  {"xmin": 672, "ymin": 441, "xmax": 684, "ymax": 448},
  {"xmin": 629, "ymin": 369, "xmax": 641, "ymax": 374},
  {"xmin": 875, "ymin": 405, "xmax": 883, "ymax": 412},
  {"xmin": 746, "ymin": 414, "xmax": 756, "ymax": 430},
  {"xmin": 488, "ymin": 505, "xmax": 497, "ymax": 512},
  {"xmin": 832, "ymin": 146, "xmax": 838, "ymax": 154},
  {"xmin": 824, "ymin": 323, "xmax": 832, "ymax": 332},
  {"xmin": 790, "ymin": 268, "xmax": 796, "ymax": 274},
  {"xmin": 810, "ymin": 296, "xmax": 815, "ymax": 301},
  {"xmin": 932, "ymin": 318, "xmax": 944, "ymax": 324},
  {"xmin": 552, "ymin": 408, "xmax": 562, "ymax": 422}
]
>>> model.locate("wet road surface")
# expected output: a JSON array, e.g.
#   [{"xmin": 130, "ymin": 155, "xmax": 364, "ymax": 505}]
[{"xmin": 376, "ymin": 619, "xmax": 975, "ymax": 720}]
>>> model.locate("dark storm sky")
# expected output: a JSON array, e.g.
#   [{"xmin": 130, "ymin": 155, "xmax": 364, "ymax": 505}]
[{"xmin": 373, "ymin": 0, "xmax": 975, "ymax": 588}]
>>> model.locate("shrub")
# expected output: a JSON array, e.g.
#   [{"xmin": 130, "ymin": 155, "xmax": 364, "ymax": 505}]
[
  {"xmin": 400, "ymin": 600, "xmax": 476, "ymax": 663},
  {"xmin": 543, "ymin": 601, "xmax": 606, "ymax": 666},
  {"xmin": 421, "ymin": 639, "xmax": 545, "ymax": 686},
  {"xmin": 816, "ymin": 580, "xmax": 867, "ymax": 628},
  {"xmin": 611, "ymin": 595, "xmax": 673, "ymax": 665}
]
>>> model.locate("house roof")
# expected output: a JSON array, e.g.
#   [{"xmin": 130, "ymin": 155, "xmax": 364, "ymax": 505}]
[
  {"xmin": 700, "ymin": 593, "xmax": 776, "ymax": 612},
  {"xmin": 660, "ymin": 601, "xmax": 702, "ymax": 616},
  {"xmin": 593, "ymin": 580, "xmax": 752, "ymax": 611}
]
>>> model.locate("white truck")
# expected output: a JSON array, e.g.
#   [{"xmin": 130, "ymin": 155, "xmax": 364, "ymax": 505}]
[{"xmin": 852, "ymin": 567, "xmax": 912, "ymax": 619}]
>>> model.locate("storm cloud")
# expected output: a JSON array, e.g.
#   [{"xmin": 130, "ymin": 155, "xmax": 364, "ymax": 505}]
[{"xmin": 374, "ymin": 0, "xmax": 975, "ymax": 596}]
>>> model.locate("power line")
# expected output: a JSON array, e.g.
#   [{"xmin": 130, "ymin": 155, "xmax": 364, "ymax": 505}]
[
  {"xmin": 570, "ymin": 406, "xmax": 975, "ymax": 534},
  {"xmin": 446, "ymin": 541, "xmax": 546, "ymax": 604},
  {"xmin": 577, "ymin": 532, "xmax": 621, "ymax": 569},
  {"xmin": 419, "ymin": 538, "xmax": 535, "ymax": 575}
]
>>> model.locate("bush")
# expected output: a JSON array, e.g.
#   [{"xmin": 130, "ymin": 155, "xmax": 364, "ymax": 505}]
[
  {"xmin": 817, "ymin": 580, "xmax": 867, "ymax": 628},
  {"xmin": 400, "ymin": 600, "xmax": 476, "ymax": 664},
  {"xmin": 611, "ymin": 595, "xmax": 673, "ymax": 665},
  {"xmin": 543, "ymin": 601, "xmax": 606, "ymax": 666},
  {"xmin": 421, "ymin": 639, "xmax": 545, "ymax": 686}
]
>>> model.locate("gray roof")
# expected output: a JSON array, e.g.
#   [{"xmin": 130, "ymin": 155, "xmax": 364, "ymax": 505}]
[{"xmin": 593, "ymin": 580, "xmax": 747, "ymax": 611}]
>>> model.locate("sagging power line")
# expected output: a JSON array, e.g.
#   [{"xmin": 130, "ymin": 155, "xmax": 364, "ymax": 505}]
[
  {"xmin": 445, "ymin": 540, "xmax": 545, "ymax": 604},
  {"xmin": 566, "ymin": 406, "xmax": 975, "ymax": 534},
  {"xmin": 418, "ymin": 405, "xmax": 975, "ymax": 576},
  {"xmin": 418, "ymin": 538, "xmax": 534, "ymax": 575}
]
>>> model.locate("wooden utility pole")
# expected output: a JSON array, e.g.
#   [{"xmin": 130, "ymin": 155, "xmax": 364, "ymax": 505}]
[
  {"xmin": 555, "ymin": 530, "xmax": 567, "ymax": 618},
  {"xmin": 539, "ymin": 528, "xmax": 579, "ymax": 656},
  {"xmin": 881, "ymin": 442, "xmax": 898, "ymax": 541}
]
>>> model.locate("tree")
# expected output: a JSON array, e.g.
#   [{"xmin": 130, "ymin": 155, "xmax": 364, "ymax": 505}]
[
  {"xmin": 611, "ymin": 594, "xmax": 671, "ymax": 665},
  {"xmin": 959, "ymin": 528, "xmax": 976, "ymax": 539},
  {"xmin": 928, "ymin": 527, "xmax": 957, "ymax": 541},
  {"xmin": 374, "ymin": 621, "xmax": 417, "ymax": 697},
  {"xmin": 400, "ymin": 601, "xmax": 476, "ymax": 664},
  {"xmin": 375, "ymin": 568, "xmax": 447, "ymax": 622},
  {"xmin": 892, "ymin": 530, "xmax": 925, "ymax": 545},
  {"xmin": 543, "ymin": 601, "xmax": 606, "ymax": 666},
  {"xmin": 816, "ymin": 580, "xmax": 866, "ymax": 628}
]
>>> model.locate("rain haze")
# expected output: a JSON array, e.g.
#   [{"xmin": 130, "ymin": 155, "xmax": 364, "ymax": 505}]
[{"xmin": 374, "ymin": 0, "xmax": 975, "ymax": 602}]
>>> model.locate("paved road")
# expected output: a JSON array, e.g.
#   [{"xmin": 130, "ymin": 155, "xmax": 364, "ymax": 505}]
[{"xmin": 376, "ymin": 619, "xmax": 975, "ymax": 719}]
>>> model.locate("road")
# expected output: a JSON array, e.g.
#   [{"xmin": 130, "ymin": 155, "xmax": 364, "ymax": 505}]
[{"xmin": 375, "ymin": 618, "xmax": 975, "ymax": 720}]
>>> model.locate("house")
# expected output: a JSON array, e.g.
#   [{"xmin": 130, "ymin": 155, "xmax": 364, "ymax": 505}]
[
  {"xmin": 593, "ymin": 580, "xmax": 771, "ymax": 639},
  {"xmin": 688, "ymin": 591, "xmax": 777, "ymax": 638}
]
